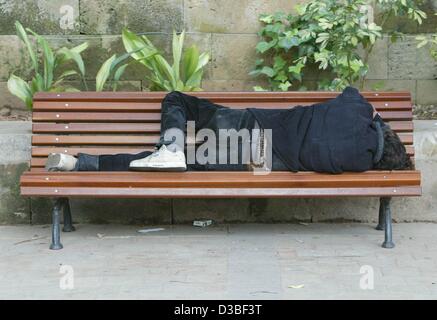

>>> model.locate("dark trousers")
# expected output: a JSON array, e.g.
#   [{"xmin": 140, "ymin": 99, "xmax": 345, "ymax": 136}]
[{"xmin": 75, "ymin": 91, "xmax": 287, "ymax": 171}]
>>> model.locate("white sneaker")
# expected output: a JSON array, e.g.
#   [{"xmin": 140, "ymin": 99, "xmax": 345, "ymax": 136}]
[
  {"xmin": 45, "ymin": 153, "xmax": 78, "ymax": 171},
  {"xmin": 129, "ymin": 145, "xmax": 187, "ymax": 171}
]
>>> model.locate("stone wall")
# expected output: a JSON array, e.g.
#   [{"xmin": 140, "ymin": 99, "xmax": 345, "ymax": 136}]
[
  {"xmin": 0, "ymin": 120, "xmax": 436, "ymax": 225},
  {"xmin": 0, "ymin": 0, "xmax": 436, "ymax": 111}
]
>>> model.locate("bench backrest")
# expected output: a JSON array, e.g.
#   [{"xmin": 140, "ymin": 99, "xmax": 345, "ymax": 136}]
[{"xmin": 30, "ymin": 91, "xmax": 414, "ymax": 171}]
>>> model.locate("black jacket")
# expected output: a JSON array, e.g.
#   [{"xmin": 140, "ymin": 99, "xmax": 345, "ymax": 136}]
[{"xmin": 248, "ymin": 87, "xmax": 381, "ymax": 173}]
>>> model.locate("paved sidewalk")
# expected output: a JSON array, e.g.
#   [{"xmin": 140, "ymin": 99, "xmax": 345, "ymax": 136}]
[{"xmin": 0, "ymin": 223, "xmax": 436, "ymax": 299}]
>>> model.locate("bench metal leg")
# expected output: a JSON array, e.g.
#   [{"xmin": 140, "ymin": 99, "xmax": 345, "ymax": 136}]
[
  {"xmin": 62, "ymin": 198, "xmax": 75, "ymax": 232},
  {"xmin": 376, "ymin": 198, "xmax": 385, "ymax": 230},
  {"xmin": 381, "ymin": 197, "xmax": 395, "ymax": 249},
  {"xmin": 50, "ymin": 198, "xmax": 63, "ymax": 250}
]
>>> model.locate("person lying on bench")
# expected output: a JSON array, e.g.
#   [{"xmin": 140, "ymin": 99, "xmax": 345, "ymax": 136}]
[{"xmin": 45, "ymin": 86, "xmax": 412, "ymax": 173}]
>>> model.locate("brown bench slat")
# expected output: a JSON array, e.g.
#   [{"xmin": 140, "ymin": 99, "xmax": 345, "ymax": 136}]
[
  {"xmin": 29, "ymin": 145, "xmax": 415, "ymax": 158},
  {"xmin": 30, "ymin": 133, "xmax": 414, "ymax": 146},
  {"xmin": 397, "ymin": 133, "xmax": 413, "ymax": 144},
  {"xmin": 32, "ymin": 112, "xmax": 161, "ymax": 122},
  {"xmin": 31, "ymin": 147, "xmax": 155, "ymax": 157},
  {"xmin": 33, "ymin": 91, "xmax": 412, "ymax": 102},
  {"xmin": 31, "ymin": 121, "xmax": 412, "ymax": 133},
  {"xmin": 21, "ymin": 171, "xmax": 421, "ymax": 188},
  {"xmin": 32, "ymin": 123, "xmax": 161, "ymax": 133},
  {"xmin": 32, "ymin": 110, "xmax": 412, "ymax": 122},
  {"xmin": 33, "ymin": 100, "xmax": 412, "ymax": 111},
  {"xmin": 20, "ymin": 186, "xmax": 421, "ymax": 198},
  {"xmin": 29, "ymin": 154, "xmax": 416, "ymax": 168},
  {"xmin": 32, "ymin": 135, "xmax": 160, "ymax": 146}
]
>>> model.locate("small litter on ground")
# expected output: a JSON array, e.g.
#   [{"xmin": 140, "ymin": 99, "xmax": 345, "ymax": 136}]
[
  {"xmin": 193, "ymin": 219, "xmax": 213, "ymax": 227},
  {"xmin": 288, "ymin": 284, "xmax": 305, "ymax": 289},
  {"xmin": 137, "ymin": 228, "xmax": 165, "ymax": 233}
]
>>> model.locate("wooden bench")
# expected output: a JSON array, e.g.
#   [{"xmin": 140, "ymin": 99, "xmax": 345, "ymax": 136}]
[{"xmin": 20, "ymin": 91, "xmax": 421, "ymax": 250}]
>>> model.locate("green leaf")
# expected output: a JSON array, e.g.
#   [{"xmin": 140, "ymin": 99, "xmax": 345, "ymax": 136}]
[
  {"xmin": 256, "ymin": 40, "xmax": 277, "ymax": 53},
  {"xmin": 40, "ymin": 38, "xmax": 55, "ymax": 90},
  {"xmin": 278, "ymin": 81, "xmax": 291, "ymax": 91},
  {"xmin": 113, "ymin": 64, "xmax": 129, "ymax": 82},
  {"xmin": 259, "ymin": 66, "xmax": 276, "ymax": 77},
  {"xmin": 278, "ymin": 36, "xmax": 299, "ymax": 50},
  {"xmin": 8, "ymin": 74, "xmax": 33, "ymax": 109},
  {"xmin": 53, "ymin": 70, "xmax": 79, "ymax": 87},
  {"xmin": 288, "ymin": 62, "xmax": 305, "ymax": 75},
  {"xmin": 172, "ymin": 30, "xmax": 185, "ymax": 82},
  {"xmin": 70, "ymin": 42, "xmax": 89, "ymax": 54},
  {"xmin": 57, "ymin": 47, "xmax": 86, "ymax": 78},
  {"xmin": 28, "ymin": 30, "xmax": 54, "ymax": 90},
  {"xmin": 15, "ymin": 21, "xmax": 38, "ymax": 72},
  {"xmin": 96, "ymin": 54, "xmax": 116, "ymax": 91},
  {"xmin": 315, "ymin": 33, "xmax": 330, "ymax": 43},
  {"xmin": 112, "ymin": 63, "xmax": 129, "ymax": 91},
  {"xmin": 273, "ymin": 55, "xmax": 287, "ymax": 70},
  {"xmin": 253, "ymin": 86, "xmax": 268, "ymax": 91},
  {"xmin": 182, "ymin": 45, "xmax": 199, "ymax": 82},
  {"xmin": 122, "ymin": 28, "xmax": 156, "ymax": 69},
  {"xmin": 259, "ymin": 14, "xmax": 273, "ymax": 24}
]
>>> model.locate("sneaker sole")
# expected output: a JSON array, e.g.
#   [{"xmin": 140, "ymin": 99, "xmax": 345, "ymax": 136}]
[{"xmin": 129, "ymin": 163, "xmax": 187, "ymax": 172}]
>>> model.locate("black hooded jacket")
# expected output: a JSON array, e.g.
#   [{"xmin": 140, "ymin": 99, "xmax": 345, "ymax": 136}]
[{"xmin": 247, "ymin": 87, "xmax": 380, "ymax": 173}]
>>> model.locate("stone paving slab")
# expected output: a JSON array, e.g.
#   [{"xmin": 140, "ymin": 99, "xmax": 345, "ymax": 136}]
[{"xmin": 0, "ymin": 223, "xmax": 436, "ymax": 299}]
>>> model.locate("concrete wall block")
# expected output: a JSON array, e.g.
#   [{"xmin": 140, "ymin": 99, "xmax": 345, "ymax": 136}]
[
  {"xmin": 184, "ymin": 0, "xmax": 304, "ymax": 33},
  {"xmin": 211, "ymin": 34, "xmax": 259, "ymax": 80},
  {"xmin": 172, "ymin": 199, "xmax": 251, "ymax": 223},
  {"xmin": 0, "ymin": 163, "xmax": 30, "ymax": 224},
  {"xmin": 309, "ymin": 198, "xmax": 379, "ymax": 223},
  {"xmin": 249, "ymin": 198, "xmax": 312, "ymax": 222},
  {"xmin": 61, "ymin": 80, "xmax": 142, "ymax": 92},
  {"xmin": 388, "ymin": 35, "xmax": 437, "ymax": 80},
  {"xmin": 80, "ymin": 0, "xmax": 183, "ymax": 35},
  {"xmin": 201, "ymin": 79, "xmax": 268, "ymax": 91},
  {"xmin": 0, "ymin": 35, "xmax": 33, "ymax": 81},
  {"xmin": 417, "ymin": 80, "xmax": 437, "ymax": 106},
  {"xmin": 362, "ymin": 79, "xmax": 417, "ymax": 102},
  {"xmin": 0, "ymin": 81, "xmax": 25, "ymax": 110},
  {"xmin": 31, "ymin": 198, "xmax": 172, "ymax": 225},
  {"xmin": 414, "ymin": 120, "xmax": 437, "ymax": 160},
  {"xmin": 0, "ymin": 121, "xmax": 31, "ymax": 163},
  {"xmin": 0, "ymin": 0, "xmax": 80, "ymax": 35},
  {"xmin": 391, "ymin": 158, "xmax": 437, "ymax": 222},
  {"xmin": 360, "ymin": 37, "xmax": 388, "ymax": 80},
  {"xmin": 376, "ymin": 0, "xmax": 437, "ymax": 34}
]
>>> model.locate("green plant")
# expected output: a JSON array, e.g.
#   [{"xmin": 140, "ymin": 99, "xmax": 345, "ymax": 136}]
[
  {"xmin": 122, "ymin": 28, "xmax": 210, "ymax": 91},
  {"xmin": 251, "ymin": 0, "xmax": 426, "ymax": 91},
  {"xmin": 7, "ymin": 21, "xmax": 88, "ymax": 109}
]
